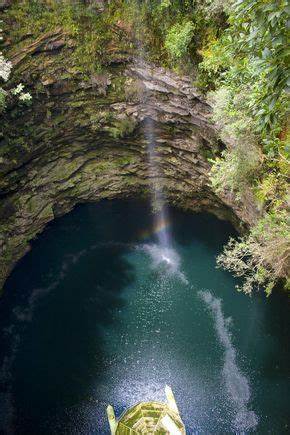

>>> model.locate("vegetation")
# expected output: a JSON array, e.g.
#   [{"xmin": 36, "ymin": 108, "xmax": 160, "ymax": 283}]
[
  {"xmin": 0, "ymin": 24, "xmax": 12, "ymax": 112},
  {"xmin": 164, "ymin": 20, "xmax": 195, "ymax": 61},
  {"xmin": 218, "ymin": 210, "xmax": 290, "ymax": 295},
  {"xmin": 0, "ymin": 23, "xmax": 31, "ymax": 111},
  {"xmin": 107, "ymin": 116, "xmax": 137, "ymax": 139},
  {"xmin": 3, "ymin": 1, "xmax": 131, "ymax": 75},
  {"xmin": 200, "ymin": 0, "xmax": 289, "ymax": 294}
]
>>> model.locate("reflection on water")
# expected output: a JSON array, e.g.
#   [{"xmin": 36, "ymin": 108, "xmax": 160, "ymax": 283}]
[{"xmin": 0, "ymin": 200, "xmax": 289, "ymax": 434}]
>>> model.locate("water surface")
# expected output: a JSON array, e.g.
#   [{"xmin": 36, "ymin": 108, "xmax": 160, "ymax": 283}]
[{"xmin": 0, "ymin": 200, "xmax": 289, "ymax": 434}]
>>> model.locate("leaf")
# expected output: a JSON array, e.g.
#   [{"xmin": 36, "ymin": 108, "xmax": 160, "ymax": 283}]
[{"xmin": 262, "ymin": 47, "xmax": 271, "ymax": 59}]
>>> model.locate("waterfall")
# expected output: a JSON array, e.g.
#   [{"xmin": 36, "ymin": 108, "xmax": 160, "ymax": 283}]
[
  {"xmin": 134, "ymin": 52, "xmax": 172, "ymax": 252},
  {"xmin": 139, "ymin": 61, "xmax": 188, "ymax": 281},
  {"xmin": 143, "ymin": 110, "xmax": 188, "ymax": 282},
  {"xmin": 144, "ymin": 113, "xmax": 176, "ymax": 268},
  {"xmin": 141, "ymin": 60, "xmax": 172, "ymax": 254},
  {"xmin": 145, "ymin": 116, "xmax": 171, "ymax": 250}
]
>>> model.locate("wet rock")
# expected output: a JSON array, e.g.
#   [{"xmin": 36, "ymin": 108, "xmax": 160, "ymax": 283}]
[
  {"xmin": 84, "ymin": 0, "xmax": 106, "ymax": 12},
  {"xmin": 41, "ymin": 77, "xmax": 56, "ymax": 86},
  {"xmin": 0, "ymin": 0, "xmax": 11, "ymax": 11},
  {"xmin": 90, "ymin": 73, "xmax": 112, "ymax": 95},
  {"xmin": 41, "ymin": 39, "xmax": 66, "ymax": 52}
]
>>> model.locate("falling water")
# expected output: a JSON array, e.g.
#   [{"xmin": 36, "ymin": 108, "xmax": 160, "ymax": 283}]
[
  {"xmin": 145, "ymin": 116, "xmax": 171, "ymax": 250},
  {"xmin": 138, "ymin": 59, "xmax": 187, "ymax": 279},
  {"xmin": 143, "ymin": 115, "xmax": 184, "ymax": 275},
  {"xmin": 134, "ymin": 46, "xmax": 174, "ymax": 264}
]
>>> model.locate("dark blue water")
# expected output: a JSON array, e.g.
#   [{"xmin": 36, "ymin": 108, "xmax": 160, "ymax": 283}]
[{"xmin": 0, "ymin": 200, "xmax": 289, "ymax": 434}]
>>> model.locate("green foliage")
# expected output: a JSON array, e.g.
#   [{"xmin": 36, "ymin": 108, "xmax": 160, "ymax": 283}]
[
  {"xmin": 196, "ymin": 1, "xmax": 290, "ymax": 294},
  {"xmin": 197, "ymin": 37, "xmax": 230, "ymax": 89},
  {"xmin": 217, "ymin": 210, "xmax": 290, "ymax": 295},
  {"xmin": 199, "ymin": 0, "xmax": 289, "ymax": 156},
  {"xmin": 231, "ymin": 0, "xmax": 289, "ymax": 133},
  {"xmin": 254, "ymin": 171, "xmax": 288, "ymax": 211},
  {"xmin": 111, "ymin": 0, "xmax": 227, "ymax": 68},
  {"xmin": 159, "ymin": 0, "xmax": 172, "ymax": 11},
  {"xmin": 73, "ymin": 30, "xmax": 105, "ymax": 74},
  {"xmin": 108, "ymin": 116, "xmax": 137, "ymax": 139},
  {"xmin": 203, "ymin": 0, "xmax": 234, "ymax": 15},
  {"xmin": 1, "ymin": 21, "xmax": 32, "ymax": 113},
  {"xmin": 89, "ymin": 111, "xmax": 113, "ymax": 132},
  {"xmin": 209, "ymin": 147, "xmax": 260, "ymax": 198},
  {"xmin": 208, "ymin": 84, "xmax": 261, "ymax": 199},
  {"xmin": 5, "ymin": 1, "xmax": 118, "ymax": 74},
  {"xmin": 209, "ymin": 85, "xmax": 258, "ymax": 145},
  {"xmin": 164, "ymin": 21, "xmax": 195, "ymax": 60},
  {"xmin": 0, "ymin": 23, "xmax": 11, "ymax": 112},
  {"xmin": 0, "ymin": 88, "xmax": 6, "ymax": 113}
]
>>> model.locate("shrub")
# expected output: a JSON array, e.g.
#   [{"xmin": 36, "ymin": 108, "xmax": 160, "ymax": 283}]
[
  {"xmin": 0, "ymin": 88, "xmax": 6, "ymax": 113},
  {"xmin": 208, "ymin": 84, "xmax": 261, "ymax": 198},
  {"xmin": 217, "ymin": 210, "xmax": 290, "ymax": 295},
  {"xmin": 0, "ymin": 53, "xmax": 12, "ymax": 82},
  {"xmin": 254, "ymin": 172, "xmax": 288, "ymax": 212},
  {"xmin": 0, "ymin": 27, "xmax": 12, "ymax": 112},
  {"xmin": 164, "ymin": 21, "xmax": 195, "ymax": 60},
  {"xmin": 108, "ymin": 116, "xmax": 137, "ymax": 139},
  {"xmin": 0, "ymin": 25, "xmax": 31, "ymax": 112},
  {"xmin": 209, "ymin": 85, "xmax": 258, "ymax": 145},
  {"xmin": 210, "ymin": 147, "xmax": 260, "ymax": 198}
]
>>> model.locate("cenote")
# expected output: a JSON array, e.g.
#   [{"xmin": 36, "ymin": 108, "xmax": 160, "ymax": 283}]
[{"xmin": 0, "ymin": 200, "xmax": 289, "ymax": 434}]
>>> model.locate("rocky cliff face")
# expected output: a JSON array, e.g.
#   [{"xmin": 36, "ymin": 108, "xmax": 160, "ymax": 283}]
[{"xmin": 0, "ymin": 28, "xmax": 259, "ymax": 291}]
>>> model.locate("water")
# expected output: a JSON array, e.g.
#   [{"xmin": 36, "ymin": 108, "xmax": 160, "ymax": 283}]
[
  {"xmin": 0, "ymin": 200, "xmax": 289, "ymax": 434},
  {"xmin": 198, "ymin": 291, "xmax": 258, "ymax": 431},
  {"xmin": 145, "ymin": 116, "xmax": 171, "ymax": 250},
  {"xmin": 145, "ymin": 115, "xmax": 182, "ymax": 282}
]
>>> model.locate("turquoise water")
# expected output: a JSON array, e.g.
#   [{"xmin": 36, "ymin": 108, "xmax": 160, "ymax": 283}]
[{"xmin": 0, "ymin": 200, "xmax": 289, "ymax": 434}]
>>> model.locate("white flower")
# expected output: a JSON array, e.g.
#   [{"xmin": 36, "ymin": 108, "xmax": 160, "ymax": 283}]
[
  {"xmin": 12, "ymin": 83, "xmax": 25, "ymax": 95},
  {"xmin": 12, "ymin": 84, "xmax": 32, "ymax": 102},
  {"xmin": 0, "ymin": 53, "xmax": 12, "ymax": 81},
  {"xmin": 19, "ymin": 92, "xmax": 32, "ymax": 102}
]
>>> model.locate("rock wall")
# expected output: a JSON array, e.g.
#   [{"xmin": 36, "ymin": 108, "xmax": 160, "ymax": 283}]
[{"xmin": 0, "ymin": 28, "xmax": 259, "ymax": 291}]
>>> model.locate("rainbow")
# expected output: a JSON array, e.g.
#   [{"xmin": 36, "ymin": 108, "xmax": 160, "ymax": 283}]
[{"xmin": 138, "ymin": 217, "xmax": 171, "ymax": 241}]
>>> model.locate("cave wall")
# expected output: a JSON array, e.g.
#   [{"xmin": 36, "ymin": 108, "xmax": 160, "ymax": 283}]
[{"xmin": 0, "ymin": 27, "xmax": 260, "ymax": 291}]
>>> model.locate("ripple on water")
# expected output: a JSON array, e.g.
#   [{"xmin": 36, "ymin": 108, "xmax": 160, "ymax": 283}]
[{"xmin": 141, "ymin": 243, "xmax": 188, "ymax": 284}]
